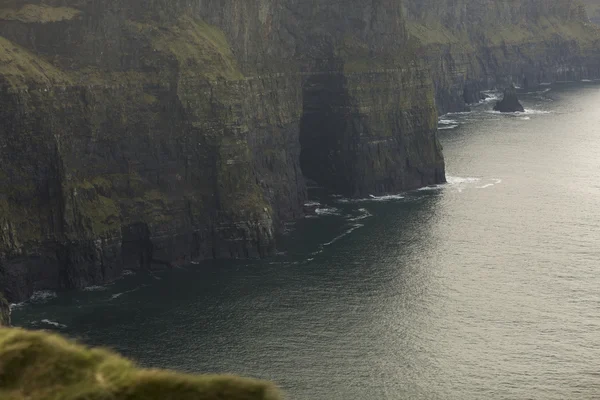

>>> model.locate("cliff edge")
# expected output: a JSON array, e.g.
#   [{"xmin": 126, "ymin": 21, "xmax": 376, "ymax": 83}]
[
  {"xmin": 0, "ymin": 327, "xmax": 280, "ymax": 399},
  {"xmin": 0, "ymin": 0, "xmax": 599, "ymax": 301}
]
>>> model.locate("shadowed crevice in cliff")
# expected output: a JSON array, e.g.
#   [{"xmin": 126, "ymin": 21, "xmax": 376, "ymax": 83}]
[
  {"xmin": 300, "ymin": 73, "xmax": 358, "ymax": 195},
  {"xmin": 299, "ymin": 67, "xmax": 446, "ymax": 197}
]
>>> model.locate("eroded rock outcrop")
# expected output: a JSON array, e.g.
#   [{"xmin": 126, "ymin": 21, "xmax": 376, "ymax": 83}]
[{"xmin": 494, "ymin": 85, "xmax": 525, "ymax": 112}]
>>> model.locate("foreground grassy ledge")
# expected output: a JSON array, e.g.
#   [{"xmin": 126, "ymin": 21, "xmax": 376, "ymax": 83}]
[{"xmin": 0, "ymin": 328, "xmax": 282, "ymax": 400}]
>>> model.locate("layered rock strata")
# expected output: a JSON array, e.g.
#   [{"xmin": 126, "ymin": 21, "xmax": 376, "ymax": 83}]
[{"xmin": 0, "ymin": 0, "xmax": 598, "ymax": 301}]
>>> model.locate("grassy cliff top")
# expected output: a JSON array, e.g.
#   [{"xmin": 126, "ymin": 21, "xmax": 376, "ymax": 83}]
[
  {"xmin": 0, "ymin": 4, "xmax": 81, "ymax": 23},
  {"xmin": 0, "ymin": 328, "xmax": 282, "ymax": 400}
]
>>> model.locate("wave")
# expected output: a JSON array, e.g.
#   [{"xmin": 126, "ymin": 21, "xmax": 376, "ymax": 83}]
[
  {"xmin": 417, "ymin": 184, "xmax": 444, "ymax": 191},
  {"xmin": 304, "ymin": 201, "xmax": 321, "ymax": 207},
  {"xmin": 322, "ymin": 224, "xmax": 364, "ymax": 246},
  {"xmin": 540, "ymin": 82, "xmax": 552, "ymax": 86},
  {"xmin": 110, "ymin": 286, "xmax": 145, "ymax": 300},
  {"xmin": 368, "ymin": 194, "xmax": 405, "ymax": 201},
  {"xmin": 439, "ymin": 118, "xmax": 459, "ymax": 125},
  {"xmin": 582, "ymin": 79, "xmax": 593, "ymax": 82},
  {"xmin": 30, "ymin": 291, "xmax": 57, "ymax": 303},
  {"xmin": 481, "ymin": 91, "xmax": 501, "ymax": 102},
  {"xmin": 523, "ymin": 108, "xmax": 551, "ymax": 115},
  {"xmin": 315, "ymin": 207, "xmax": 342, "ymax": 216},
  {"xmin": 519, "ymin": 116, "xmax": 531, "ymax": 120},
  {"xmin": 477, "ymin": 178, "xmax": 503, "ymax": 189},
  {"xmin": 40, "ymin": 319, "xmax": 67, "ymax": 329},
  {"xmin": 485, "ymin": 108, "xmax": 550, "ymax": 116},
  {"xmin": 122, "ymin": 270, "xmax": 136, "ymax": 276},
  {"xmin": 445, "ymin": 111, "xmax": 472, "ymax": 116},
  {"xmin": 336, "ymin": 194, "xmax": 404, "ymax": 203},
  {"xmin": 348, "ymin": 208, "xmax": 373, "ymax": 221},
  {"xmin": 446, "ymin": 176, "xmax": 481, "ymax": 185},
  {"xmin": 9, "ymin": 302, "xmax": 25, "ymax": 311},
  {"xmin": 439, "ymin": 124, "xmax": 458, "ymax": 130}
]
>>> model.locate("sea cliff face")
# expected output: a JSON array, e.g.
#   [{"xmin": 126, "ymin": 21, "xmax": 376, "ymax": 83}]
[{"xmin": 0, "ymin": 0, "xmax": 598, "ymax": 301}]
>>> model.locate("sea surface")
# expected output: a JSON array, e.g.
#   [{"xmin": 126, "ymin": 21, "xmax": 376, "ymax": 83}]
[{"xmin": 12, "ymin": 82, "xmax": 600, "ymax": 399}]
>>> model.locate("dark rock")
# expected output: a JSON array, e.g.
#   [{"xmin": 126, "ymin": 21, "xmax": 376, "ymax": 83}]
[
  {"xmin": 494, "ymin": 85, "xmax": 525, "ymax": 113},
  {"xmin": 0, "ymin": 292, "xmax": 10, "ymax": 326}
]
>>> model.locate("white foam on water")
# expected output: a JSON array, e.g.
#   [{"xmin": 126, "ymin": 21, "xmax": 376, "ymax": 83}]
[
  {"xmin": 122, "ymin": 270, "xmax": 135, "ymax": 276},
  {"xmin": 41, "ymin": 319, "xmax": 67, "ymax": 328},
  {"xmin": 445, "ymin": 111, "xmax": 472, "ymax": 116},
  {"xmin": 519, "ymin": 116, "xmax": 531, "ymax": 120},
  {"xmin": 315, "ymin": 207, "xmax": 342, "ymax": 216},
  {"xmin": 481, "ymin": 91, "xmax": 501, "ymax": 102},
  {"xmin": 83, "ymin": 285, "xmax": 107, "ymax": 292},
  {"xmin": 110, "ymin": 286, "xmax": 143, "ymax": 300},
  {"xmin": 370, "ymin": 194, "xmax": 405, "ymax": 201},
  {"xmin": 417, "ymin": 185, "xmax": 443, "ymax": 191},
  {"xmin": 582, "ymin": 79, "xmax": 592, "ymax": 82},
  {"xmin": 9, "ymin": 302, "xmax": 25, "ymax": 311},
  {"xmin": 336, "ymin": 194, "xmax": 404, "ymax": 203},
  {"xmin": 348, "ymin": 208, "xmax": 373, "ymax": 221},
  {"xmin": 478, "ymin": 184, "xmax": 494, "ymax": 189},
  {"xmin": 523, "ymin": 108, "xmax": 551, "ymax": 115},
  {"xmin": 446, "ymin": 176, "xmax": 481, "ymax": 185},
  {"xmin": 540, "ymin": 82, "xmax": 552, "ymax": 86},
  {"xmin": 322, "ymin": 224, "xmax": 364, "ymax": 247},
  {"xmin": 30, "ymin": 291, "xmax": 57, "ymax": 303},
  {"xmin": 304, "ymin": 201, "xmax": 321, "ymax": 207},
  {"xmin": 439, "ymin": 118, "xmax": 459, "ymax": 125},
  {"xmin": 485, "ymin": 108, "xmax": 550, "ymax": 116},
  {"xmin": 439, "ymin": 124, "xmax": 458, "ymax": 130}
]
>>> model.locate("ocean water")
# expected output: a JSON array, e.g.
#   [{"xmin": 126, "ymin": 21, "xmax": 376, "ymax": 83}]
[{"xmin": 12, "ymin": 82, "xmax": 600, "ymax": 399}]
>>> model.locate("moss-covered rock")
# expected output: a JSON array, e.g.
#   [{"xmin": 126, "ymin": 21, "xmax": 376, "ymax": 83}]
[
  {"xmin": 0, "ymin": 327, "xmax": 281, "ymax": 399},
  {"xmin": 0, "ymin": 294, "xmax": 9, "ymax": 327}
]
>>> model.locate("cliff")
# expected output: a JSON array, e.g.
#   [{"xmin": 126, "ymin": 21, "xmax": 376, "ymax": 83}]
[
  {"xmin": 0, "ymin": 0, "xmax": 598, "ymax": 301},
  {"xmin": 0, "ymin": 293, "xmax": 9, "ymax": 326},
  {"xmin": 0, "ymin": 327, "xmax": 281, "ymax": 399}
]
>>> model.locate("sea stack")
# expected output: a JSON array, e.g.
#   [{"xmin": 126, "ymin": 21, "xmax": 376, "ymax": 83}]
[{"xmin": 494, "ymin": 85, "xmax": 525, "ymax": 112}]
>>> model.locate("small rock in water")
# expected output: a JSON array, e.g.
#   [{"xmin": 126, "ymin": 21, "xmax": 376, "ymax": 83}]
[{"xmin": 493, "ymin": 85, "xmax": 525, "ymax": 112}]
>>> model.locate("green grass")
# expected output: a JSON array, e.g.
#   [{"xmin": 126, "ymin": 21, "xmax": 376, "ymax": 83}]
[
  {"xmin": 0, "ymin": 4, "xmax": 81, "ymax": 23},
  {"xmin": 0, "ymin": 37, "xmax": 72, "ymax": 88},
  {"xmin": 144, "ymin": 15, "xmax": 244, "ymax": 81},
  {"xmin": 0, "ymin": 328, "xmax": 282, "ymax": 400}
]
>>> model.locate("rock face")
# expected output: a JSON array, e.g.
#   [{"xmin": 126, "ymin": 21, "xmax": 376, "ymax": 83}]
[
  {"xmin": 494, "ymin": 85, "xmax": 525, "ymax": 112},
  {"xmin": 0, "ymin": 293, "xmax": 9, "ymax": 326},
  {"xmin": 0, "ymin": 0, "xmax": 598, "ymax": 301}
]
